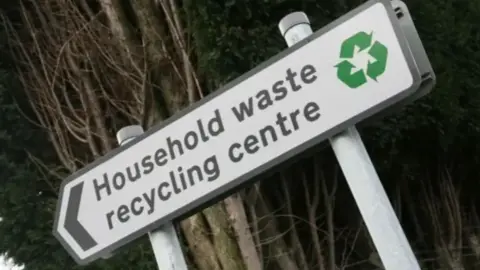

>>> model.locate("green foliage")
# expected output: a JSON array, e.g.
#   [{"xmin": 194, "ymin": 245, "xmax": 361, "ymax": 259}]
[
  {"xmin": 185, "ymin": 0, "xmax": 351, "ymax": 90},
  {"xmin": 364, "ymin": 0, "xmax": 480, "ymax": 171},
  {"xmin": 187, "ymin": 0, "xmax": 480, "ymax": 267},
  {"xmin": 1, "ymin": 0, "xmax": 480, "ymax": 269}
]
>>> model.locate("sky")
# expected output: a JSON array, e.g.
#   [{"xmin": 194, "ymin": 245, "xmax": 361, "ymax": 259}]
[
  {"xmin": 0, "ymin": 256, "xmax": 21, "ymax": 270},
  {"xmin": 0, "ymin": 219, "xmax": 22, "ymax": 270},
  {"xmin": 0, "ymin": 216, "xmax": 12, "ymax": 269}
]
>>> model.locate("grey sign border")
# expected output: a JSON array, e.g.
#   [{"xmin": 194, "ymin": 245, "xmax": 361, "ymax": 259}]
[{"xmin": 53, "ymin": 0, "xmax": 422, "ymax": 265}]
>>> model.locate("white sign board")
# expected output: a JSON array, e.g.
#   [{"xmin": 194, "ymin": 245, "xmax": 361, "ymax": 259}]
[{"xmin": 54, "ymin": 0, "xmax": 421, "ymax": 264}]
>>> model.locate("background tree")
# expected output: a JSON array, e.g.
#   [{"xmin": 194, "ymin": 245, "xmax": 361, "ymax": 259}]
[{"xmin": 1, "ymin": 0, "xmax": 480, "ymax": 269}]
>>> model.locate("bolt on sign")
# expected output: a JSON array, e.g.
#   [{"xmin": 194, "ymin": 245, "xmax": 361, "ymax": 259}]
[{"xmin": 53, "ymin": 0, "xmax": 427, "ymax": 265}]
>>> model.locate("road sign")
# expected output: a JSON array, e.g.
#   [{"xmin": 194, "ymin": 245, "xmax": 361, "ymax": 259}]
[{"xmin": 54, "ymin": 0, "xmax": 422, "ymax": 264}]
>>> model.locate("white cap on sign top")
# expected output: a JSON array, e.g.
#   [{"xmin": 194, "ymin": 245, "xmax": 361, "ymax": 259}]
[
  {"xmin": 278, "ymin": 11, "xmax": 310, "ymax": 35},
  {"xmin": 278, "ymin": 12, "xmax": 313, "ymax": 47},
  {"xmin": 116, "ymin": 125, "xmax": 144, "ymax": 145}
]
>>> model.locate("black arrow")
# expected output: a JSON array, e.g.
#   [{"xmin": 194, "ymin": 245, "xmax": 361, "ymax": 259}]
[{"xmin": 65, "ymin": 182, "xmax": 98, "ymax": 251}]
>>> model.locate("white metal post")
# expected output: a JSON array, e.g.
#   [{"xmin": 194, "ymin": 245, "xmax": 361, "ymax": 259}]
[
  {"xmin": 116, "ymin": 125, "xmax": 188, "ymax": 270},
  {"xmin": 278, "ymin": 12, "xmax": 421, "ymax": 270}
]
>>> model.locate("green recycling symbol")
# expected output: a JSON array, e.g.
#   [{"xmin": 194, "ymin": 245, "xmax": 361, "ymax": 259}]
[{"xmin": 335, "ymin": 31, "xmax": 388, "ymax": 89}]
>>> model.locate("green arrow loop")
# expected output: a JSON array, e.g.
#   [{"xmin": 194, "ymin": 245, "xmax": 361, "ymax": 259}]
[
  {"xmin": 335, "ymin": 60, "xmax": 367, "ymax": 89},
  {"xmin": 366, "ymin": 41, "xmax": 388, "ymax": 81},
  {"xmin": 340, "ymin": 31, "xmax": 373, "ymax": 58}
]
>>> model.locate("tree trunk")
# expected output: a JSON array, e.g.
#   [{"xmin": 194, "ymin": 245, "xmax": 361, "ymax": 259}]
[{"xmin": 99, "ymin": 1, "xmax": 252, "ymax": 269}]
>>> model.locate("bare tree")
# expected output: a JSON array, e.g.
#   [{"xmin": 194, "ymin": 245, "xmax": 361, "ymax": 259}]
[
  {"xmin": 4, "ymin": 0, "xmax": 250, "ymax": 268},
  {"xmin": 2, "ymin": 1, "xmax": 419, "ymax": 269}
]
